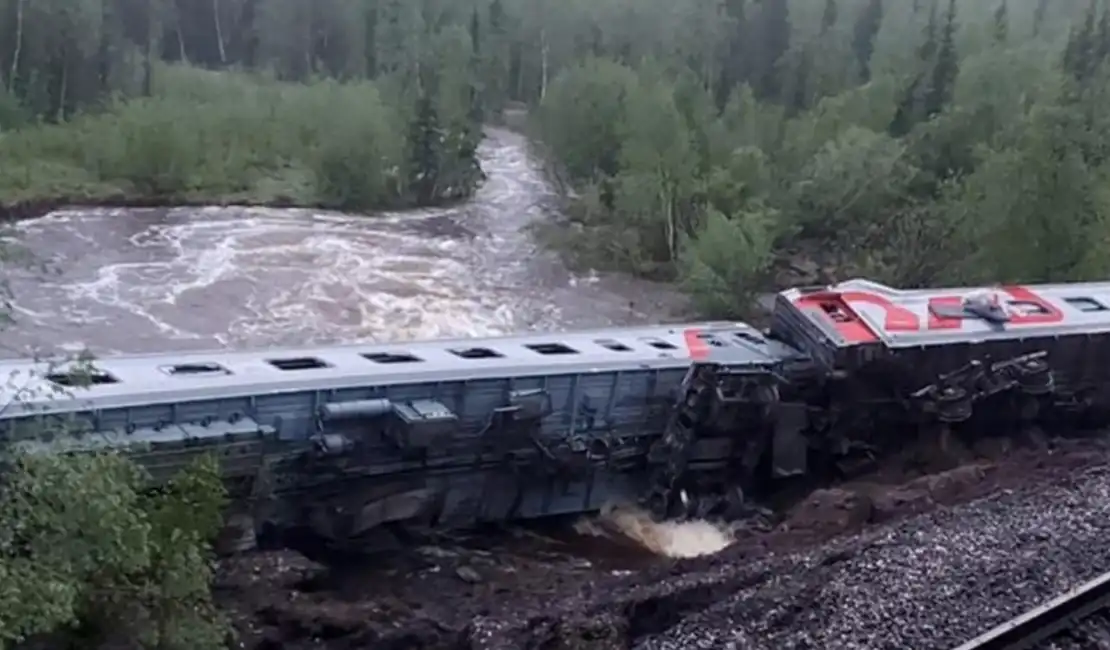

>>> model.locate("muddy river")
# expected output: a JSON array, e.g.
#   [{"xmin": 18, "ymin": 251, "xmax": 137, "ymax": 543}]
[{"xmin": 0, "ymin": 127, "xmax": 686, "ymax": 356}]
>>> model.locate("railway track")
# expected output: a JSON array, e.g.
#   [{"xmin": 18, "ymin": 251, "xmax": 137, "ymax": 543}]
[{"xmin": 952, "ymin": 570, "xmax": 1110, "ymax": 650}]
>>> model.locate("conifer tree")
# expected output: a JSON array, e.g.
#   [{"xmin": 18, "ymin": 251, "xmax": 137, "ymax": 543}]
[
  {"xmin": 1064, "ymin": 0, "xmax": 1099, "ymax": 86},
  {"xmin": 1033, "ymin": 0, "xmax": 1049, "ymax": 38},
  {"xmin": 717, "ymin": 0, "xmax": 749, "ymax": 108},
  {"xmin": 756, "ymin": 0, "xmax": 790, "ymax": 100},
  {"xmin": 890, "ymin": 0, "xmax": 939, "ymax": 135},
  {"xmin": 925, "ymin": 0, "xmax": 958, "ymax": 117},
  {"xmin": 820, "ymin": 0, "xmax": 838, "ymax": 36},
  {"xmin": 992, "ymin": 0, "xmax": 1008, "ymax": 45},
  {"xmin": 852, "ymin": 0, "xmax": 883, "ymax": 83}
]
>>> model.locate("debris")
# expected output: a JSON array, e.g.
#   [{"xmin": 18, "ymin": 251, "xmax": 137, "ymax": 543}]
[{"xmin": 455, "ymin": 566, "xmax": 482, "ymax": 584}]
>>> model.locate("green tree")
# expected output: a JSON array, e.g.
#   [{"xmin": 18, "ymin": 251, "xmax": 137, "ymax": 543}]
[
  {"xmin": 1032, "ymin": 0, "xmax": 1049, "ymax": 37},
  {"xmin": 924, "ymin": 0, "xmax": 959, "ymax": 118},
  {"xmin": 679, "ymin": 208, "xmax": 775, "ymax": 318},
  {"xmin": 992, "ymin": 0, "xmax": 1008, "ymax": 44},
  {"xmin": 0, "ymin": 452, "xmax": 229, "ymax": 649},
  {"xmin": 852, "ymin": 0, "xmax": 882, "ymax": 82}
]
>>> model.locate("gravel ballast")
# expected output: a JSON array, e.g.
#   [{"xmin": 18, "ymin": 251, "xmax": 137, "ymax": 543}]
[
  {"xmin": 466, "ymin": 447, "xmax": 1110, "ymax": 650},
  {"xmin": 633, "ymin": 468, "xmax": 1110, "ymax": 650}
]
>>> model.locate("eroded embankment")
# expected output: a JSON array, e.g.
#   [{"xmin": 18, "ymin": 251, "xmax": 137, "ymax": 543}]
[{"xmin": 214, "ymin": 436, "xmax": 1110, "ymax": 650}]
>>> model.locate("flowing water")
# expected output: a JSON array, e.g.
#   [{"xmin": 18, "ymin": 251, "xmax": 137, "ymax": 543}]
[
  {"xmin": 0, "ymin": 128, "xmax": 686, "ymax": 357},
  {"xmin": 0, "ymin": 126, "xmax": 728, "ymax": 557}
]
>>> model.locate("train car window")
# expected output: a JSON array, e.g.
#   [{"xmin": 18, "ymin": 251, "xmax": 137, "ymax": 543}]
[
  {"xmin": 1065, "ymin": 297, "xmax": 1108, "ymax": 312},
  {"xmin": 820, "ymin": 303, "xmax": 852, "ymax": 322},
  {"xmin": 696, "ymin": 333, "xmax": 726, "ymax": 347},
  {"xmin": 1006, "ymin": 300, "xmax": 1051, "ymax": 315}
]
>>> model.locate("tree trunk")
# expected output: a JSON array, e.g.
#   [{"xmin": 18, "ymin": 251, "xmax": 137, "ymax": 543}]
[
  {"xmin": 9, "ymin": 0, "xmax": 24, "ymax": 93},
  {"xmin": 56, "ymin": 59, "xmax": 68, "ymax": 122},
  {"xmin": 539, "ymin": 28, "xmax": 548, "ymax": 101},
  {"xmin": 143, "ymin": 0, "xmax": 155, "ymax": 95},
  {"xmin": 178, "ymin": 29, "xmax": 187, "ymax": 62},
  {"xmin": 663, "ymin": 185, "xmax": 677, "ymax": 262},
  {"xmin": 213, "ymin": 0, "xmax": 227, "ymax": 64}
]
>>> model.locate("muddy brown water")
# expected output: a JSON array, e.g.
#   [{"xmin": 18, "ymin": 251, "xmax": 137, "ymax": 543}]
[{"xmin": 0, "ymin": 127, "xmax": 688, "ymax": 357}]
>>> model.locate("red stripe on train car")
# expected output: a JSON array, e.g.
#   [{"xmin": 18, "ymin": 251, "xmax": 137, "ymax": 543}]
[
  {"xmin": 683, "ymin": 328, "xmax": 710, "ymax": 361},
  {"xmin": 837, "ymin": 291, "xmax": 919, "ymax": 331},
  {"xmin": 927, "ymin": 295, "xmax": 963, "ymax": 330},
  {"xmin": 1003, "ymin": 285, "xmax": 1064, "ymax": 324},
  {"xmin": 793, "ymin": 292, "xmax": 890, "ymax": 344}
]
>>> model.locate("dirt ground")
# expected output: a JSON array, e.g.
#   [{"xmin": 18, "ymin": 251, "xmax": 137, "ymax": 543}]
[{"xmin": 214, "ymin": 435, "xmax": 1110, "ymax": 650}]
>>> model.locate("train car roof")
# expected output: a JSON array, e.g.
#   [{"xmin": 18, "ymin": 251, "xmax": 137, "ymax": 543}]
[
  {"xmin": 778, "ymin": 278, "xmax": 1110, "ymax": 348},
  {"xmin": 0, "ymin": 321, "xmax": 797, "ymax": 417}
]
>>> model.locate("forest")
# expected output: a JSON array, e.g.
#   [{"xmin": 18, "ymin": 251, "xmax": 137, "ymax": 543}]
[
  {"xmin": 0, "ymin": 0, "xmax": 1107, "ymax": 313},
  {"xmin": 530, "ymin": 0, "xmax": 1110, "ymax": 316},
  {"xmin": 1, "ymin": 0, "xmax": 1110, "ymax": 646}
]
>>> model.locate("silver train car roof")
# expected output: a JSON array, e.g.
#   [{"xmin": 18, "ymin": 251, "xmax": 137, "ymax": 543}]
[{"xmin": 0, "ymin": 321, "xmax": 800, "ymax": 416}]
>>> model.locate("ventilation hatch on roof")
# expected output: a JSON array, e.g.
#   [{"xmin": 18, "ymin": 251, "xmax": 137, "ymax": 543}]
[
  {"xmin": 449, "ymin": 347, "xmax": 503, "ymax": 359},
  {"xmin": 525, "ymin": 342, "xmax": 578, "ymax": 355},
  {"xmin": 45, "ymin": 369, "xmax": 119, "ymax": 387},
  {"xmin": 161, "ymin": 362, "xmax": 231, "ymax": 376},
  {"xmin": 362, "ymin": 351, "xmax": 422, "ymax": 364},
  {"xmin": 267, "ymin": 357, "xmax": 330, "ymax": 371}
]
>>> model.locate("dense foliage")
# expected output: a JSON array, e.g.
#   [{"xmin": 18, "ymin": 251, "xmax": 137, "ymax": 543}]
[
  {"xmin": 0, "ymin": 0, "xmax": 489, "ymax": 210},
  {"xmin": 0, "ymin": 448, "xmax": 228, "ymax": 650},
  {"xmin": 520, "ymin": 0, "xmax": 1110, "ymax": 316}
]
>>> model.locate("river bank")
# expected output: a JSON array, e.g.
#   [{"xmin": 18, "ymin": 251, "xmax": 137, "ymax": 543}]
[{"xmin": 0, "ymin": 65, "xmax": 482, "ymax": 219}]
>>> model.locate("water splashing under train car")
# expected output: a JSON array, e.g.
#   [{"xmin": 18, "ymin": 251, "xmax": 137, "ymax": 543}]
[{"xmin": 574, "ymin": 502, "xmax": 734, "ymax": 559}]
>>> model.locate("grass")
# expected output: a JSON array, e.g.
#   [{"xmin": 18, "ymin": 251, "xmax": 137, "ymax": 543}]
[{"xmin": 0, "ymin": 65, "xmax": 411, "ymax": 212}]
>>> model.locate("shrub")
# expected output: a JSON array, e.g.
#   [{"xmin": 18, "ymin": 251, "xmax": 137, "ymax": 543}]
[
  {"xmin": 0, "ymin": 452, "xmax": 229, "ymax": 650},
  {"xmin": 0, "ymin": 64, "xmax": 466, "ymax": 211}
]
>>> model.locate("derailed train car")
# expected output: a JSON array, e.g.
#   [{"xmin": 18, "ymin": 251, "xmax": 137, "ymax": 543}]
[{"xmin": 1, "ymin": 277, "xmax": 1108, "ymax": 549}]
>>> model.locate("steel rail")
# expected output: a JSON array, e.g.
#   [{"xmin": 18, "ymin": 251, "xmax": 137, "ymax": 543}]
[{"xmin": 950, "ymin": 570, "xmax": 1110, "ymax": 650}]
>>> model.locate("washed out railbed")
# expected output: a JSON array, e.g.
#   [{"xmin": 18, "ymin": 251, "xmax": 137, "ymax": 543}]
[{"xmin": 215, "ymin": 435, "xmax": 1110, "ymax": 650}]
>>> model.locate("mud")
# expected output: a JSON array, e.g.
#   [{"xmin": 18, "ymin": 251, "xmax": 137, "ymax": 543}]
[{"xmin": 215, "ymin": 436, "xmax": 1110, "ymax": 650}]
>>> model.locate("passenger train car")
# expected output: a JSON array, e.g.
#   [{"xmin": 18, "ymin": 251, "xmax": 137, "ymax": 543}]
[{"xmin": 1, "ymin": 277, "xmax": 1108, "ymax": 550}]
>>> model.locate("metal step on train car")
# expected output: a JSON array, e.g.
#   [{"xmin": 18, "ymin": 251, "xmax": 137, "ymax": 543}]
[{"xmin": 1, "ymin": 277, "xmax": 1110, "ymax": 550}]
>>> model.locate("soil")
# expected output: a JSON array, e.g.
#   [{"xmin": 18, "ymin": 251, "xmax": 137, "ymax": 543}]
[{"xmin": 214, "ymin": 435, "xmax": 1110, "ymax": 650}]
